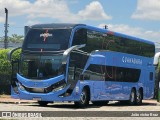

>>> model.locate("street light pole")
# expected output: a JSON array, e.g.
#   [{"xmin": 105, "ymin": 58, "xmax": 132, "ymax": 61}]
[
  {"xmin": 104, "ymin": 25, "xmax": 108, "ymax": 29},
  {"xmin": 4, "ymin": 8, "xmax": 8, "ymax": 49}
]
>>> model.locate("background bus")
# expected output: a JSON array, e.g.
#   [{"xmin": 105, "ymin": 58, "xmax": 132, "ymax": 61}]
[{"xmin": 9, "ymin": 23, "xmax": 155, "ymax": 107}]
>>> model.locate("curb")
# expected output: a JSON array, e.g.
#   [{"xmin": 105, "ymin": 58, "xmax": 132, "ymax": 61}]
[
  {"xmin": 156, "ymin": 102, "xmax": 160, "ymax": 106},
  {"xmin": 142, "ymin": 99, "xmax": 159, "ymax": 105}
]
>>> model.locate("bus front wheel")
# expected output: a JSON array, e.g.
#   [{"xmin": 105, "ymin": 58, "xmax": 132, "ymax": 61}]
[
  {"xmin": 128, "ymin": 89, "xmax": 136, "ymax": 105},
  {"xmin": 74, "ymin": 88, "xmax": 89, "ymax": 107}
]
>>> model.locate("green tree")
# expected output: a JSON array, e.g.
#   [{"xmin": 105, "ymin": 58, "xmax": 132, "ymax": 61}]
[
  {"xmin": 0, "ymin": 49, "xmax": 21, "ymax": 75},
  {"xmin": 0, "ymin": 49, "xmax": 21, "ymax": 95},
  {"xmin": 154, "ymin": 59, "xmax": 160, "ymax": 99},
  {"xmin": 0, "ymin": 49, "xmax": 11, "ymax": 75},
  {"xmin": 0, "ymin": 37, "xmax": 4, "ymax": 42},
  {"xmin": 8, "ymin": 34, "xmax": 24, "ymax": 43}
]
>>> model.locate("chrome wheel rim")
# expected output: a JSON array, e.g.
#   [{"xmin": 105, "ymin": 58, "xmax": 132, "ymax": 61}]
[
  {"xmin": 80, "ymin": 92, "xmax": 86, "ymax": 104},
  {"xmin": 137, "ymin": 92, "xmax": 141, "ymax": 103},
  {"xmin": 131, "ymin": 91, "xmax": 135, "ymax": 103}
]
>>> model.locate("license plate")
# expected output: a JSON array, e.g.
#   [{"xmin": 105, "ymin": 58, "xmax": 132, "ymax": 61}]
[
  {"xmin": 33, "ymin": 97, "xmax": 41, "ymax": 101},
  {"xmin": 31, "ymin": 88, "xmax": 44, "ymax": 93}
]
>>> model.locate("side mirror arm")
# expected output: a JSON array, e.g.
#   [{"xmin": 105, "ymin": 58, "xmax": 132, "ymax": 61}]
[
  {"xmin": 8, "ymin": 47, "xmax": 21, "ymax": 62},
  {"xmin": 62, "ymin": 44, "xmax": 86, "ymax": 64}
]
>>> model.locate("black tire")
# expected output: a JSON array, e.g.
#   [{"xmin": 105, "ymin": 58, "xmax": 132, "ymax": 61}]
[
  {"xmin": 119, "ymin": 100, "xmax": 128, "ymax": 105},
  {"xmin": 136, "ymin": 90, "xmax": 142, "ymax": 105},
  {"xmin": 74, "ymin": 88, "xmax": 89, "ymax": 107},
  {"xmin": 128, "ymin": 89, "xmax": 136, "ymax": 105},
  {"xmin": 92, "ymin": 101, "xmax": 109, "ymax": 106},
  {"xmin": 38, "ymin": 101, "xmax": 49, "ymax": 106}
]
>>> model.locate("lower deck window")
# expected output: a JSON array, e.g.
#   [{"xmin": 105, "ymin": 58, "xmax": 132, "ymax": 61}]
[{"xmin": 84, "ymin": 64, "xmax": 141, "ymax": 82}]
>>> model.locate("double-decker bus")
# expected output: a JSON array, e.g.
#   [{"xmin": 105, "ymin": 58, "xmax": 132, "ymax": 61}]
[{"xmin": 9, "ymin": 23, "xmax": 156, "ymax": 107}]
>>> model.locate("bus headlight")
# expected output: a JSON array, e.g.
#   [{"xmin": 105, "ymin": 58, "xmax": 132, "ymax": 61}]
[
  {"xmin": 52, "ymin": 80, "xmax": 66, "ymax": 92},
  {"xmin": 18, "ymin": 82, "xmax": 25, "ymax": 91},
  {"xmin": 52, "ymin": 85, "xmax": 64, "ymax": 92}
]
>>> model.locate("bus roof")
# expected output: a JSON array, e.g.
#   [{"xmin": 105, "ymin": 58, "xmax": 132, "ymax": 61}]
[
  {"xmin": 30, "ymin": 23, "xmax": 86, "ymax": 29},
  {"xmin": 86, "ymin": 25, "xmax": 155, "ymax": 46},
  {"xmin": 29, "ymin": 23, "xmax": 155, "ymax": 46}
]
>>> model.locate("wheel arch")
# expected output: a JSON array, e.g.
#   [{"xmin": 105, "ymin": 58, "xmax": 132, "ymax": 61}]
[{"xmin": 132, "ymin": 87, "xmax": 136, "ymax": 92}]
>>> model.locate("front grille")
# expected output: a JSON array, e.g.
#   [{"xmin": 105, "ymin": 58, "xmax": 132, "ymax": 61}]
[{"xmin": 22, "ymin": 80, "xmax": 66, "ymax": 93}]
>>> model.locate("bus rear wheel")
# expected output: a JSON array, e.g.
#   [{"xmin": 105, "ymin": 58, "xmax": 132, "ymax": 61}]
[
  {"xmin": 92, "ymin": 101, "xmax": 109, "ymax": 106},
  {"xmin": 38, "ymin": 101, "xmax": 49, "ymax": 106},
  {"xmin": 128, "ymin": 89, "xmax": 136, "ymax": 105},
  {"xmin": 74, "ymin": 88, "xmax": 89, "ymax": 107},
  {"xmin": 136, "ymin": 90, "xmax": 142, "ymax": 105}
]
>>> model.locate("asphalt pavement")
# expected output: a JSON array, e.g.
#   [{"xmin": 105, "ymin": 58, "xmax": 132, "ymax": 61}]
[{"xmin": 0, "ymin": 95, "xmax": 159, "ymax": 105}]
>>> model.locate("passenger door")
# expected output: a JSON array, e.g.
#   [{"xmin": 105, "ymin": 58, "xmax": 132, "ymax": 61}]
[
  {"xmin": 67, "ymin": 51, "xmax": 86, "ymax": 94},
  {"xmin": 144, "ymin": 69, "xmax": 154, "ymax": 98}
]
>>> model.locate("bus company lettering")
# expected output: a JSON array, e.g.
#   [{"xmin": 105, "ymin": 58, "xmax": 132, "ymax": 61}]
[{"xmin": 122, "ymin": 56, "xmax": 142, "ymax": 65}]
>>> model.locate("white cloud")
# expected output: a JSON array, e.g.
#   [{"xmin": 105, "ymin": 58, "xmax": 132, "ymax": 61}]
[
  {"xmin": 78, "ymin": 1, "xmax": 112, "ymax": 20},
  {"xmin": 0, "ymin": 17, "xmax": 5, "ymax": 23},
  {"xmin": 27, "ymin": 0, "xmax": 111, "ymax": 22},
  {"xmin": 0, "ymin": 0, "xmax": 31, "ymax": 16},
  {"xmin": 26, "ymin": 0, "xmax": 78, "ymax": 22},
  {"xmin": 0, "ymin": 0, "xmax": 112, "ymax": 23},
  {"xmin": 131, "ymin": 0, "xmax": 160, "ymax": 20},
  {"xmin": 99, "ymin": 23, "xmax": 160, "ymax": 47},
  {"xmin": 99, "ymin": 24, "xmax": 143, "ymax": 37},
  {"xmin": 26, "ymin": 20, "xmax": 41, "ymax": 26}
]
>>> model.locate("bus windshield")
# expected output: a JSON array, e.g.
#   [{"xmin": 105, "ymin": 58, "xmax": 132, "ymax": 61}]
[
  {"xmin": 23, "ymin": 28, "xmax": 72, "ymax": 51},
  {"xmin": 20, "ymin": 54, "xmax": 64, "ymax": 79}
]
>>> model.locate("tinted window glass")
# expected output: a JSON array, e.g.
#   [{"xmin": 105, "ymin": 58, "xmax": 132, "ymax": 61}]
[
  {"xmin": 72, "ymin": 28, "xmax": 155, "ymax": 57},
  {"xmin": 115, "ymin": 67, "xmax": 141, "ymax": 82},
  {"xmin": 68, "ymin": 51, "xmax": 89, "ymax": 80},
  {"xmin": 106, "ymin": 34, "xmax": 155, "ymax": 57},
  {"xmin": 72, "ymin": 29, "xmax": 87, "ymax": 46},
  {"xmin": 83, "ymin": 64, "xmax": 141, "ymax": 82},
  {"xmin": 83, "ymin": 30, "xmax": 106, "ymax": 53},
  {"xmin": 20, "ymin": 55, "xmax": 64, "ymax": 79},
  {"xmin": 23, "ymin": 28, "xmax": 71, "ymax": 51},
  {"xmin": 84, "ymin": 64, "xmax": 105, "ymax": 80}
]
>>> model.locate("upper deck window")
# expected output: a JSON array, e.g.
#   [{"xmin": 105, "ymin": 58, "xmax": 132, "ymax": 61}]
[
  {"xmin": 71, "ymin": 28, "xmax": 155, "ymax": 58},
  {"xmin": 23, "ymin": 28, "xmax": 72, "ymax": 51}
]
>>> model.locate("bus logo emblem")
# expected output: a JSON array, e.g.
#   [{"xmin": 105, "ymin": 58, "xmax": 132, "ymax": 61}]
[{"xmin": 40, "ymin": 33, "xmax": 52, "ymax": 38}]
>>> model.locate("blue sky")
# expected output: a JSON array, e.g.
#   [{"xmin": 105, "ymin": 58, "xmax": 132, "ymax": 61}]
[{"xmin": 0, "ymin": 0, "xmax": 160, "ymax": 47}]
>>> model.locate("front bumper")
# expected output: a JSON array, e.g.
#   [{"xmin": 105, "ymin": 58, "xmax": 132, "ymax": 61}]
[
  {"xmin": 13, "ymin": 74, "xmax": 80, "ymax": 101},
  {"xmin": 17, "ymin": 85, "xmax": 75, "ymax": 101}
]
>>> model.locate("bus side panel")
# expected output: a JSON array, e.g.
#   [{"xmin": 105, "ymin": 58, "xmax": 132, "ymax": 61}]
[
  {"xmin": 78, "ymin": 80, "xmax": 110, "ymax": 101},
  {"xmin": 91, "ymin": 81, "xmax": 106, "ymax": 101},
  {"xmin": 143, "ymin": 69, "xmax": 155, "ymax": 99}
]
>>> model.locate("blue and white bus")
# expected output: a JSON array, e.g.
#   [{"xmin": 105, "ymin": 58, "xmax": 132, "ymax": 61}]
[{"xmin": 9, "ymin": 23, "xmax": 156, "ymax": 107}]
